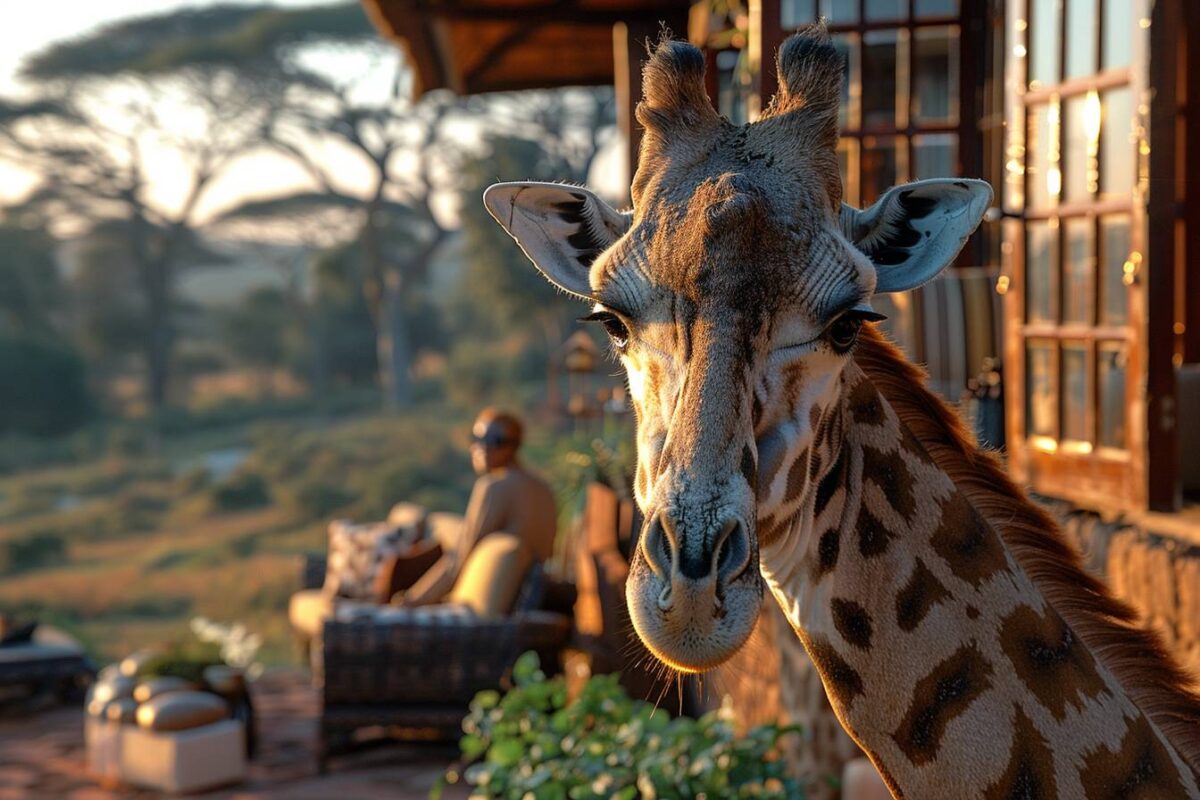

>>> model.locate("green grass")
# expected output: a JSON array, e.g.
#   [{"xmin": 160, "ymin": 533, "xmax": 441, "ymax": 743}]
[{"xmin": 0, "ymin": 391, "xmax": 632, "ymax": 668}]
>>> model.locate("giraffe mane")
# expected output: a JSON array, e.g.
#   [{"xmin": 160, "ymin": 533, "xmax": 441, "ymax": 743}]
[{"xmin": 854, "ymin": 324, "xmax": 1200, "ymax": 776}]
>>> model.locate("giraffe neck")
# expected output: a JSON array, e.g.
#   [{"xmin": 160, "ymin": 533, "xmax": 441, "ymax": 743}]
[{"xmin": 759, "ymin": 364, "xmax": 1199, "ymax": 799}]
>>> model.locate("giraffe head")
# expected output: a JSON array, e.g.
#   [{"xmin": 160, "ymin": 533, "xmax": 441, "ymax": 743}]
[{"xmin": 485, "ymin": 24, "xmax": 990, "ymax": 672}]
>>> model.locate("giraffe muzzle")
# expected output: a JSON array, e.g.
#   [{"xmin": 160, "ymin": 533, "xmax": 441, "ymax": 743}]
[{"xmin": 627, "ymin": 508, "xmax": 762, "ymax": 672}]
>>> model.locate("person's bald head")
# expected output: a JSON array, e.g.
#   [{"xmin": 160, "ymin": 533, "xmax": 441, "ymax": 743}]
[{"xmin": 470, "ymin": 408, "xmax": 524, "ymax": 474}]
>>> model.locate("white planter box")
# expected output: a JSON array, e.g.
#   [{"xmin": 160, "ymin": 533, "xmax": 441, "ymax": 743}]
[{"xmin": 86, "ymin": 717, "xmax": 246, "ymax": 794}]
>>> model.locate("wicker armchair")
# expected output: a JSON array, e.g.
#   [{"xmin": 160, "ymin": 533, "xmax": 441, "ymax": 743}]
[{"xmin": 317, "ymin": 609, "xmax": 570, "ymax": 763}]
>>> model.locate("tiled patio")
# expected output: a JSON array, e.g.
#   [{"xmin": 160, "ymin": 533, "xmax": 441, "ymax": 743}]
[{"xmin": 0, "ymin": 670, "xmax": 471, "ymax": 799}]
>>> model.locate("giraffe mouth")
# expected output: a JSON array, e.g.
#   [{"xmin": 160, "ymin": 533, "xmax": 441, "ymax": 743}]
[{"xmin": 626, "ymin": 515, "xmax": 763, "ymax": 673}]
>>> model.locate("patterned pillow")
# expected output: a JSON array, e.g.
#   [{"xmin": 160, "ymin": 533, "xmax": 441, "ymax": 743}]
[{"xmin": 323, "ymin": 520, "xmax": 414, "ymax": 600}]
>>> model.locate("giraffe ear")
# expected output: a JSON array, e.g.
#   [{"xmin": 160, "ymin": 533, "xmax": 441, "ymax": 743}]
[
  {"xmin": 840, "ymin": 179, "xmax": 992, "ymax": 293},
  {"xmin": 483, "ymin": 182, "xmax": 631, "ymax": 302}
]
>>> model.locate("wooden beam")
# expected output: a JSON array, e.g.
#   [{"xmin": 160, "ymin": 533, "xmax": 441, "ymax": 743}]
[
  {"xmin": 1147, "ymin": 0, "xmax": 1181, "ymax": 510},
  {"xmin": 418, "ymin": 2, "xmax": 688, "ymax": 24}
]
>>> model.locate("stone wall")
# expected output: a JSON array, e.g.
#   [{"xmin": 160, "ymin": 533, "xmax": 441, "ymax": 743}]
[{"xmin": 1049, "ymin": 500, "xmax": 1200, "ymax": 681}]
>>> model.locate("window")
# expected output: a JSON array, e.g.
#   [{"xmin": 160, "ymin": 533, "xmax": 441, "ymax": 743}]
[
  {"xmin": 1002, "ymin": 0, "xmax": 1155, "ymax": 510},
  {"xmin": 781, "ymin": 1, "xmax": 971, "ymax": 206}
]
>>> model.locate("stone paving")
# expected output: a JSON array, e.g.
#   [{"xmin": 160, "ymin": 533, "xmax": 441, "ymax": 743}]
[{"xmin": 0, "ymin": 670, "xmax": 471, "ymax": 799}]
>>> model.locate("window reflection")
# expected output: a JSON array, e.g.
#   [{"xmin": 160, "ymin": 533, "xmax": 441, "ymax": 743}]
[
  {"xmin": 1029, "ymin": 0, "xmax": 1062, "ymax": 87},
  {"xmin": 781, "ymin": 0, "xmax": 816, "ymax": 28},
  {"xmin": 1098, "ymin": 215, "xmax": 1130, "ymax": 325},
  {"xmin": 862, "ymin": 31, "xmax": 902, "ymax": 129},
  {"xmin": 1026, "ymin": 220, "xmax": 1057, "ymax": 324},
  {"xmin": 1065, "ymin": 0, "xmax": 1098, "ymax": 79},
  {"xmin": 1027, "ymin": 342, "xmax": 1056, "ymax": 438},
  {"xmin": 861, "ymin": 137, "xmax": 900, "ymax": 205},
  {"xmin": 1102, "ymin": 0, "xmax": 1134, "ymax": 70},
  {"xmin": 1100, "ymin": 87, "xmax": 1134, "ymax": 198},
  {"xmin": 865, "ymin": 0, "xmax": 906, "ymax": 21},
  {"xmin": 913, "ymin": 27, "xmax": 958, "ymax": 125},
  {"xmin": 1062, "ymin": 96, "xmax": 1091, "ymax": 203},
  {"xmin": 1062, "ymin": 218, "xmax": 1095, "ymax": 325},
  {"xmin": 914, "ymin": 0, "xmax": 957, "ymax": 16},
  {"xmin": 822, "ymin": 0, "xmax": 860, "ymax": 25},
  {"xmin": 833, "ymin": 34, "xmax": 858, "ymax": 130},
  {"xmin": 1061, "ymin": 344, "xmax": 1090, "ymax": 443},
  {"xmin": 913, "ymin": 133, "xmax": 957, "ymax": 179},
  {"xmin": 1027, "ymin": 103, "xmax": 1058, "ymax": 209},
  {"xmin": 838, "ymin": 138, "xmax": 860, "ymax": 207},
  {"xmin": 1098, "ymin": 343, "xmax": 1127, "ymax": 449}
]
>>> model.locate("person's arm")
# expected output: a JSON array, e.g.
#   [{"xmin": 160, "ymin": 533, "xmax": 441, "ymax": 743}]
[{"xmin": 401, "ymin": 476, "xmax": 508, "ymax": 606}]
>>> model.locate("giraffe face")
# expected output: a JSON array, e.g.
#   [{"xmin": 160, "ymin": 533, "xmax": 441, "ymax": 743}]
[{"xmin": 484, "ymin": 26, "xmax": 991, "ymax": 673}]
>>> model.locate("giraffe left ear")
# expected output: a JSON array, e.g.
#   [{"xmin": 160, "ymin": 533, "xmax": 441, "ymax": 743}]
[{"xmin": 840, "ymin": 179, "xmax": 992, "ymax": 293}]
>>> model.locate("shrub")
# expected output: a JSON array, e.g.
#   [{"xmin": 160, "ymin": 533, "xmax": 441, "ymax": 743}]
[
  {"xmin": 206, "ymin": 470, "xmax": 271, "ymax": 511},
  {"xmin": 440, "ymin": 652, "xmax": 804, "ymax": 800},
  {"xmin": 0, "ymin": 531, "xmax": 67, "ymax": 574},
  {"xmin": 286, "ymin": 479, "xmax": 355, "ymax": 520},
  {"xmin": 0, "ymin": 335, "xmax": 94, "ymax": 437}
]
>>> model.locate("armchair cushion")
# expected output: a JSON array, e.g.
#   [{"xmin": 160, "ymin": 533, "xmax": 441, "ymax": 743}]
[
  {"xmin": 323, "ymin": 520, "xmax": 415, "ymax": 600},
  {"xmin": 446, "ymin": 533, "xmax": 531, "ymax": 617},
  {"xmin": 373, "ymin": 539, "xmax": 443, "ymax": 604},
  {"xmin": 288, "ymin": 590, "xmax": 334, "ymax": 639}
]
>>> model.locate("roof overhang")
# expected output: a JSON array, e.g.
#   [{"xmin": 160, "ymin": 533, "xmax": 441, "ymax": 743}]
[{"xmin": 361, "ymin": 0, "xmax": 691, "ymax": 97}]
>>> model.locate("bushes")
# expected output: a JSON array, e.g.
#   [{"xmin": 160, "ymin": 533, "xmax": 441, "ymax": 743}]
[
  {"xmin": 0, "ymin": 335, "xmax": 94, "ymax": 437},
  {"xmin": 442, "ymin": 653, "xmax": 805, "ymax": 800},
  {"xmin": 206, "ymin": 470, "xmax": 271, "ymax": 512},
  {"xmin": 0, "ymin": 531, "xmax": 67, "ymax": 575}
]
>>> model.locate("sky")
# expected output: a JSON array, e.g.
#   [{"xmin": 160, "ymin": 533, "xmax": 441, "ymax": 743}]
[{"xmin": 0, "ymin": 0, "xmax": 364, "ymax": 225}]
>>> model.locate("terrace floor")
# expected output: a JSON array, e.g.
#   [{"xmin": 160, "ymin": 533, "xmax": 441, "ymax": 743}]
[{"xmin": 0, "ymin": 669, "xmax": 471, "ymax": 799}]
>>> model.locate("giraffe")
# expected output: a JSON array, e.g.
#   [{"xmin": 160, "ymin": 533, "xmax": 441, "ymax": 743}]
[{"xmin": 483, "ymin": 23, "xmax": 1200, "ymax": 799}]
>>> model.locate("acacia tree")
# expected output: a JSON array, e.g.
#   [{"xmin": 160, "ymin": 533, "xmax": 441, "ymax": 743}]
[{"xmin": 0, "ymin": 9, "xmax": 282, "ymax": 409}]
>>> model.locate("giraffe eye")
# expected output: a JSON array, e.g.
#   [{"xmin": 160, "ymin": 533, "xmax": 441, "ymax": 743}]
[
  {"xmin": 826, "ymin": 315, "xmax": 863, "ymax": 353},
  {"xmin": 579, "ymin": 310, "xmax": 630, "ymax": 349}
]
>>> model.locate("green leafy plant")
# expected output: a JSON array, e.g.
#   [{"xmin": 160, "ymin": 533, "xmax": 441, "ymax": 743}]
[{"xmin": 436, "ymin": 652, "xmax": 804, "ymax": 800}]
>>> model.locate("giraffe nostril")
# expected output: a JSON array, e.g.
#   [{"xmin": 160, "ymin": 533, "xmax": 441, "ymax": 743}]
[
  {"xmin": 640, "ymin": 514, "xmax": 673, "ymax": 578},
  {"xmin": 716, "ymin": 519, "xmax": 751, "ymax": 583}
]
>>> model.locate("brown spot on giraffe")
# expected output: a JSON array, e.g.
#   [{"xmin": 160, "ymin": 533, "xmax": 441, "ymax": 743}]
[
  {"xmin": 861, "ymin": 445, "xmax": 916, "ymax": 522},
  {"xmin": 812, "ymin": 527, "xmax": 840, "ymax": 579},
  {"xmin": 999, "ymin": 604, "xmax": 1109, "ymax": 720},
  {"xmin": 812, "ymin": 447, "xmax": 846, "ymax": 518},
  {"xmin": 893, "ymin": 643, "xmax": 994, "ymax": 766},
  {"xmin": 805, "ymin": 634, "xmax": 865, "ymax": 709},
  {"xmin": 1079, "ymin": 715, "xmax": 1193, "ymax": 798},
  {"xmin": 895, "ymin": 557, "xmax": 951, "ymax": 632},
  {"xmin": 785, "ymin": 446, "xmax": 810, "ymax": 503},
  {"xmin": 855, "ymin": 503, "xmax": 895, "ymax": 559},
  {"xmin": 929, "ymin": 490, "xmax": 1008, "ymax": 588},
  {"xmin": 847, "ymin": 378, "xmax": 887, "ymax": 427},
  {"xmin": 982, "ymin": 705, "xmax": 1057, "ymax": 800},
  {"xmin": 831, "ymin": 598, "xmax": 873, "ymax": 650}
]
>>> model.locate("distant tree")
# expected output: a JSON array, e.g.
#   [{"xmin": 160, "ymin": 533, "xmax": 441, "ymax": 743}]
[
  {"xmin": 0, "ymin": 220, "xmax": 60, "ymax": 337},
  {"xmin": 0, "ymin": 7, "xmax": 283, "ymax": 410},
  {"xmin": 0, "ymin": 334, "xmax": 93, "ymax": 436}
]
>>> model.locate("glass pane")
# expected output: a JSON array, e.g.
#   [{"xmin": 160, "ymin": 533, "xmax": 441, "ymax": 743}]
[
  {"xmin": 1026, "ymin": 103, "xmax": 1059, "ymax": 209},
  {"xmin": 915, "ymin": 0, "xmax": 958, "ymax": 16},
  {"xmin": 913, "ymin": 133, "xmax": 957, "ymax": 179},
  {"xmin": 1099, "ymin": 214, "xmax": 1130, "ymax": 324},
  {"xmin": 866, "ymin": 0, "xmax": 906, "ymax": 21},
  {"xmin": 1063, "ymin": 217, "xmax": 1095, "ymax": 324},
  {"xmin": 1026, "ymin": 220, "xmax": 1057, "ymax": 323},
  {"xmin": 1100, "ymin": 87, "xmax": 1134, "ymax": 198},
  {"xmin": 821, "ymin": 0, "xmax": 860, "ymax": 25},
  {"xmin": 833, "ymin": 33, "xmax": 857, "ymax": 130},
  {"xmin": 782, "ymin": 0, "xmax": 817, "ymax": 27},
  {"xmin": 716, "ymin": 51, "xmax": 749, "ymax": 125},
  {"xmin": 913, "ymin": 27, "xmax": 959, "ymax": 126},
  {"xmin": 1026, "ymin": 342, "xmax": 1056, "ymax": 438},
  {"xmin": 838, "ymin": 138, "xmax": 860, "ymax": 207},
  {"xmin": 1098, "ymin": 343, "xmax": 1127, "ymax": 449},
  {"xmin": 1061, "ymin": 344, "xmax": 1090, "ymax": 443},
  {"xmin": 1062, "ymin": 95, "xmax": 1091, "ymax": 203},
  {"xmin": 1029, "ymin": 0, "xmax": 1062, "ymax": 87},
  {"xmin": 1102, "ymin": 0, "xmax": 1134, "ymax": 70},
  {"xmin": 862, "ymin": 31, "xmax": 901, "ymax": 129},
  {"xmin": 1065, "ymin": 0, "xmax": 1098, "ymax": 78},
  {"xmin": 861, "ymin": 137, "xmax": 899, "ymax": 205}
]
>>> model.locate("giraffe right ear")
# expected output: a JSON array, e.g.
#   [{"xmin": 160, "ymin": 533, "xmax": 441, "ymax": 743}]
[{"xmin": 483, "ymin": 182, "xmax": 632, "ymax": 302}]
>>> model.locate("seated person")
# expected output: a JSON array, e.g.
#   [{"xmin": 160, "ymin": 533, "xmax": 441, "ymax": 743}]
[{"xmin": 399, "ymin": 408, "xmax": 556, "ymax": 606}]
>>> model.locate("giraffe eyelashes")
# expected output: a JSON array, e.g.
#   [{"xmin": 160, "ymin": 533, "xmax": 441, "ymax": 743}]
[
  {"xmin": 826, "ymin": 309, "xmax": 886, "ymax": 354},
  {"xmin": 578, "ymin": 310, "xmax": 630, "ymax": 350}
]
